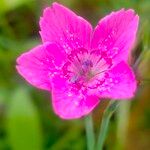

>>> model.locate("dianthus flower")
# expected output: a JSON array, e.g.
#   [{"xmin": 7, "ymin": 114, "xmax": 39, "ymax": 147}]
[{"xmin": 16, "ymin": 2, "xmax": 139, "ymax": 119}]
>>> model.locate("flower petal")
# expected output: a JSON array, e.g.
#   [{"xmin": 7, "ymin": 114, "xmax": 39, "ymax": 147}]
[
  {"xmin": 16, "ymin": 43, "xmax": 66, "ymax": 91},
  {"xmin": 40, "ymin": 2, "xmax": 92, "ymax": 53},
  {"xmin": 51, "ymin": 75, "xmax": 99, "ymax": 119},
  {"xmin": 91, "ymin": 9, "xmax": 139, "ymax": 63},
  {"xmin": 97, "ymin": 61, "xmax": 137, "ymax": 99}
]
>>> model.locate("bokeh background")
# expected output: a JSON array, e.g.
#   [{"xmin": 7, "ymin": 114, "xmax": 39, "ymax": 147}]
[{"xmin": 0, "ymin": 0, "xmax": 150, "ymax": 150}]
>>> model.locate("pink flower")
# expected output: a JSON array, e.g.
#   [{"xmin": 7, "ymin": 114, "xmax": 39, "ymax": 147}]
[{"xmin": 16, "ymin": 2, "xmax": 139, "ymax": 119}]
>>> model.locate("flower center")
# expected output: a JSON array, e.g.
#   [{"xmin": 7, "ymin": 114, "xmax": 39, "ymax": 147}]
[
  {"xmin": 62, "ymin": 48, "xmax": 112, "ymax": 89},
  {"xmin": 70, "ymin": 59, "xmax": 94, "ymax": 83}
]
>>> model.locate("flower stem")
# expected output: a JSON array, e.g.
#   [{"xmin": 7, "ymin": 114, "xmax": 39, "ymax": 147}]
[
  {"xmin": 85, "ymin": 114, "xmax": 95, "ymax": 150},
  {"xmin": 116, "ymin": 101, "xmax": 130, "ymax": 150},
  {"xmin": 96, "ymin": 100, "xmax": 120, "ymax": 150}
]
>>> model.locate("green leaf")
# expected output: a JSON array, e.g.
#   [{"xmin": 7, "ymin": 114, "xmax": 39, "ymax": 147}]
[
  {"xmin": 96, "ymin": 101, "xmax": 120, "ymax": 150},
  {"xmin": 6, "ymin": 88, "xmax": 43, "ymax": 150}
]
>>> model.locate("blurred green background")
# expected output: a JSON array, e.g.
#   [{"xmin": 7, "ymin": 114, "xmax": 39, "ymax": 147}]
[{"xmin": 0, "ymin": 0, "xmax": 150, "ymax": 150}]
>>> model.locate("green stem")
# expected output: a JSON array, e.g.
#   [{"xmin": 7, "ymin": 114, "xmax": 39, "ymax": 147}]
[
  {"xmin": 132, "ymin": 49, "xmax": 147, "ymax": 70},
  {"xmin": 116, "ymin": 101, "xmax": 130, "ymax": 150},
  {"xmin": 96, "ymin": 101, "xmax": 120, "ymax": 150},
  {"xmin": 85, "ymin": 114, "xmax": 95, "ymax": 150}
]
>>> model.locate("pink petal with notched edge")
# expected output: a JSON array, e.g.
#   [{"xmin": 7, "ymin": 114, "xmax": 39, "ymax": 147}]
[
  {"xmin": 51, "ymin": 75, "xmax": 99, "ymax": 119},
  {"xmin": 40, "ymin": 2, "xmax": 93, "ymax": 53},
  {"xmin": 16, "ymin": 43, "xmax": 66, "ymax": 91},
  {"xmin": 91, "ymin": 9, "xmax": 139, "ymax": 64},
  {"xmin": 96, "ymin": 61, "xmax": 137, "ymax": 99}
]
